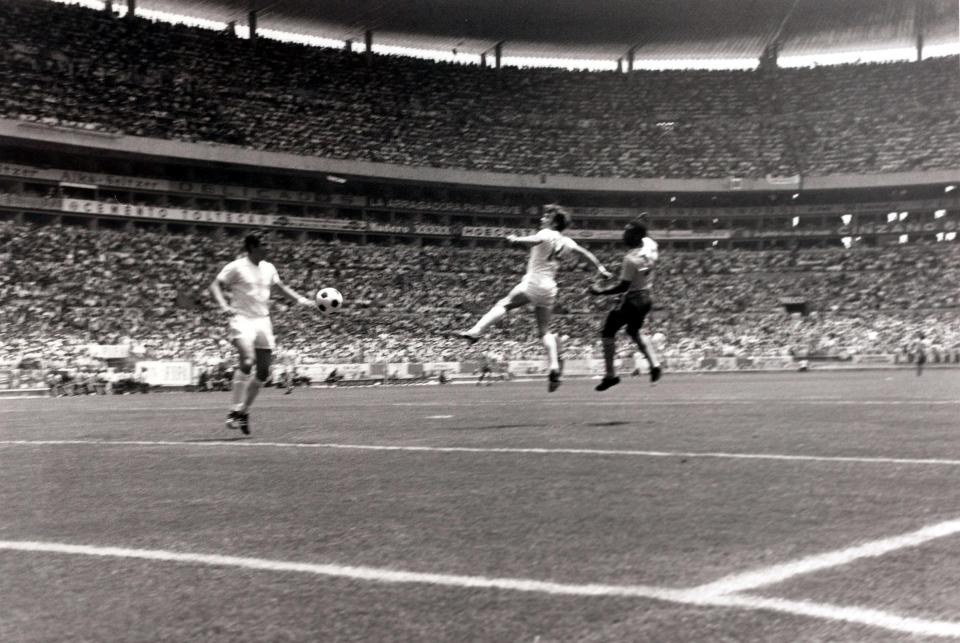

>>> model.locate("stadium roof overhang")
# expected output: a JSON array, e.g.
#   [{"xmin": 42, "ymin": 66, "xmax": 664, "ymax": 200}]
[{"xmin": 102, "ymin": 0, "xmax": 958, "ymax": 68}]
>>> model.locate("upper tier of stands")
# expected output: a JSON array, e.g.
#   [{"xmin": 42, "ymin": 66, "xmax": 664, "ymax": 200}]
[{"xmin": 2, "ymin": 0, "xmax": 958, "ymax": 180}]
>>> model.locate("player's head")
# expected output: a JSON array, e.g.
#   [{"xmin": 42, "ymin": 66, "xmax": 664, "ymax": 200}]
[
  {"xmin": 243, "ymin": 233, "xmax": 266, "ymax": 263},
  {"xmin": 542, "ymin": 204, "xmax": 571, "ymax": 232},
  {"xmin": 623, "ymin": 217, "xmax": 648, "ymax": 247}
]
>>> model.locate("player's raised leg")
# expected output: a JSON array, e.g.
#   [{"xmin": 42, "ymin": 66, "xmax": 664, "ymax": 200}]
[{"xmin": 458, "ymin": 287, "xmax": 529, "ymax": 343}]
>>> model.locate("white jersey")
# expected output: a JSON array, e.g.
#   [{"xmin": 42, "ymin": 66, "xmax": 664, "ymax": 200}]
[
  {"xmin": 216, "ymin": 257, "xmax": 279, "ymax": 318},
  {"xmin": 523, "ymin": 228, "xmax": 577, "ymax": 290}
]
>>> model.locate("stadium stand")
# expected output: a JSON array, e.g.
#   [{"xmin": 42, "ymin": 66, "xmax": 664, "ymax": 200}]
[
  {"xmin": 0, "ymin": 0, "xmax": 958, "ymax": 179},
  {"xmin": 2, "ymin": 221, "xmax": 958, "ymax": 369}
]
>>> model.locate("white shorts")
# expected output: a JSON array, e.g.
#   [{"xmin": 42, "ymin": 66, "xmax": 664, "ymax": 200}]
[
  {"xmin": 502, "ymin": 279, "xmax": 557, "ymax": 308},
  {"xmin": 228, "ymin": 315, "xmax": 276, "ymax": 350}
]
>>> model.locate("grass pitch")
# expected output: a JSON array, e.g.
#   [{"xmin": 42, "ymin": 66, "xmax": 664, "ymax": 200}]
[{"xmin": 2, "ymin": 370, "xmax": 959, "ymax": 641}]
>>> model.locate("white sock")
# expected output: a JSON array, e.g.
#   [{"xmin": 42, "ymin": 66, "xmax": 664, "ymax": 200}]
[
  {"xmin": 468, "ymin": 304, "xmax": 507, "ymax": 336},
  {"xmin": 543, "ymin": 333, "xmax": 560, "ymax": 371},
  {"xmin": 231, "ymin": 370, "xmax": 250, "ymax": 410},
  {"xmin": 242, "ymin": 377, "xmax": 263, "ymax": 411}
]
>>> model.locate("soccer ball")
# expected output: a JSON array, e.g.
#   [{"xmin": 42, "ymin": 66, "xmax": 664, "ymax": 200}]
[{"xmin": 315, "ymin": 287, "xmax": 343, "ymax": 314}]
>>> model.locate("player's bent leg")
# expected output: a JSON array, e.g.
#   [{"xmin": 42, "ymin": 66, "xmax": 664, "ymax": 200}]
[
  {"xmin": 596, "ymin": 338, "xmax": 621, "ymax": 392},
  {"xmin": 596, "ymin": 309, "xmax": 625, "ymax": 392},
  {"xmin": 227, "ymin": 338, "xmax": 256, "ymax": 430},
  {"xmin": 628, "ymin": 328, "xmax": 662, "ymax": 383},
  {"xmin": 238, "ymin": 348, "xmax": 272, "ymax": 434}
]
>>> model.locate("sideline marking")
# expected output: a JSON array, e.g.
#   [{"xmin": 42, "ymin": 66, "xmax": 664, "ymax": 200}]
[
  {"xmin": 391, "ymin": 399, "xmax": 960, "ymax": 407},
  {"xmin": 2, "ymin": 399, "xmax": 956, "ymax": 414},
  {"xmin": 3, "ymin": 535, "xmax": 960, "ymax": 638},
  {"xmin": 424, "ymin": 415, "xmax": 454, "ymax": 419},
  {"xmin": 5, "ymin": 439, "xmax": 960, "ymax": 469}
]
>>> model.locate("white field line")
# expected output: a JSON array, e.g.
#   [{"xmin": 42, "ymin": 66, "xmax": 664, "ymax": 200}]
[
  {"xmin": 690, "ymin": 517, "xmax": 960, "ymax": 597},
  {"xmin": 3, "ymin": 537, "xmax": 960, "ymax": 638},
  {"xmin": 1, "ymin": 399, "xmax": 956, "ymax": 414},
  {"xmin": 6, "ymin": 439, "xmax": 960, "ymax": 469},
  {"xmin": 703, "ymin": 593, "xmax": 960, "ymax": 639},
  {"xmin": 0, "ymin": 539, "xmax": 681, "ymax": 600},
  {"xmin": 389, "ymin": 399, "xmax": 960, "ymax": 407}
]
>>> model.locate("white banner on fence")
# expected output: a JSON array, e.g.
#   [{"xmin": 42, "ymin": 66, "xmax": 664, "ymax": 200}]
[
  {"xmin": 851, "ymin": 354, "xmax": 897, "ymax": 365},
  {"xmin": 304, "ymin": 363, "xmax": 372, "ymax": 382},
  {"xmin": 135, "ymin": 361, "xmax": 193, "ymax": 386},
  {"xmin": 86, "ymin": 343, "xmax": 130, "ymax": 359}
]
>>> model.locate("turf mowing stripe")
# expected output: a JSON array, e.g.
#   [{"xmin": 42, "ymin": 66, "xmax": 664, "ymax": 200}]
[
  {"xmin": 3, "ymin": 540, "xmax": 960, "ymax": 638},
  {"xmin": 690, "ymin": 517, "xmax": 960, "ymax": 597},
  {"xmin": 8, "ymin": 439, "xmax": 960, "ymax": 469}
]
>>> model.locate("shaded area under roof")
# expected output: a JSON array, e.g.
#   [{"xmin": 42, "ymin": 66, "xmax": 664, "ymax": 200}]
[{"xmin": 131, "ymin": 0, "xmax": 958, "ymax": 61}]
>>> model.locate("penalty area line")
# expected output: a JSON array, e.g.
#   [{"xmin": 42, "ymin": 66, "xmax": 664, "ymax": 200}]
[
  {"xmin": 690, "ymin": 517, "xmax": 960, "ymax": 597},
  {"xmin": 3, "ymin": 540, "xmax": 960, "ymax": 638}
]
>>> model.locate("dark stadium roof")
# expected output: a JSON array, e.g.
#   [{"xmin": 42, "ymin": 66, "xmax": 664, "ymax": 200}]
[{"xmin": 133, "ymin": 0, "xmax": 958, "ymax": 63}]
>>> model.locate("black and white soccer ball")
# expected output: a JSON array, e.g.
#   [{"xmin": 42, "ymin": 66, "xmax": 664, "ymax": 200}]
[{"xmin": 315, "ymin": 287, "xmax": 343, "ymax": 314}]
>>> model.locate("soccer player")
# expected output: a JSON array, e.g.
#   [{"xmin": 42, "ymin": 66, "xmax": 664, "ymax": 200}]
[
  {"xmin": 590, "ymin": 217, "xmax": 662, "ymax": 391},
  {"xmin": 476, "ymin": 351, "xmax": 494, "ymax": 386},
  {"xmin": 913, "ymin": 333, "xmax": 927, "ymax": 376},
  {"xmin": 457, "ymin": 204, "xmax": 611, "ymax": 392},
  {"xmin": 210, "ymin": 233, "xmax": 316, "ymax": 434}
]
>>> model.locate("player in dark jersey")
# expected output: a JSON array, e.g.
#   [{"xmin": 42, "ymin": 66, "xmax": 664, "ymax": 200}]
[
  {"xmin": 590, "ymin": 218, "xmax": 663, "ymax": 391},
  {"xmin": 914, "ymin": 334, "xmax": 927, "ymax": 376}
]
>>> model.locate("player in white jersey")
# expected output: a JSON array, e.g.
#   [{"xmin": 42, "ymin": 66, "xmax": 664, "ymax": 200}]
[
  {"xmin": 209, "ymin": 234, "xmax": 316, "ymax": 434},
  {"xmin": 590, "ymin": 217, "xmax": 662, "ymax": 391},
  {"xmin": 457, "ymin": 205, "xmax": 611, "ymax": 392}
]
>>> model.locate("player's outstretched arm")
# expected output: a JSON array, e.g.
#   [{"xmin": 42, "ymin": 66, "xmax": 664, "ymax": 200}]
[
  {"xmin": 590, "ymin": 279, "xmax": 631, "ymax": 296},
  {"xmin": 209, "ymin": 278, "xmax": 236, "ymax": 315},
  {"xmin": 274, "ymin": 278, "xmax": 315, "ymax": 308},
  {"xmin": 569, "ymin": 241, "xmax": 612, "ymax": 278},
  {"xmin": 506, "ymin": 234, "xmax": 544, "ymax": 246}
]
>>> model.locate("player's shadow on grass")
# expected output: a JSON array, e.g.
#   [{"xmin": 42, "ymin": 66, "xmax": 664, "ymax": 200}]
[
  {"xmin": 444, "ymin": 423, "xmax": 549, "ymax": 431},
  {"xmin": 585, "ymin": 421, "xmax": 632, "ymax": 427},
  {"xmin": 185, "ymin": 436, "xmax": 252, "ymax": 442}
]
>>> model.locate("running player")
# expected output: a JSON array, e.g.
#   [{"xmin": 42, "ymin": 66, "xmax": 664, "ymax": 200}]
[
  {"xmin": 590, "ymin": 217, "xmax": 662, "ymax": 391},
  {"xmin": 209, "ymin": 234, "xmax": 317, "ymax": 434},
  {"xmin": 476, "ymin": 351, "xmax": 494, "ymax": 386},
  {"xmin": 457, "ymin": 205, "xmax": 611, "ymax": 392}
]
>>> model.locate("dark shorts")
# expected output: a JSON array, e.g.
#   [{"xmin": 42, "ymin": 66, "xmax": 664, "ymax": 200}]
[{"xmin": 602, "ymin": 290, "xmax": 653, "ymax": 338}]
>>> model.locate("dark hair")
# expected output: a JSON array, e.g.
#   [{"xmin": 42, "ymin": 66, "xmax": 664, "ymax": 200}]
[
  {"xmin": 243, "ymin": 233, "xmax": 263, "ymax": 252},
  {"xmin": 544, "ymin": 204, "xmax": 571, "ymax": 232},
  {"xmin": 623, "ymin": 217, "xmax": 648, "ymax": 247}
]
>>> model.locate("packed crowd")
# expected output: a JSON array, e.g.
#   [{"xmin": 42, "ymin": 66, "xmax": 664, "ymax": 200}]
[
  {"xmin": 1, "ymin": 0, "xmax": 958, "ymax": 179},
  {"xmin": 2, "ymin": 222, "xmax": 958, "ymax": 369}
]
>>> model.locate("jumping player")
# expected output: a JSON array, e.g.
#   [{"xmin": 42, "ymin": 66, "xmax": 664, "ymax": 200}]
[
  {"xmin": 210, "ymin": 233, "xmax": 317, "ymax": 434},
  {"xmin": 590, "ymin": 217, "xmax": 662, "ymax": 391},
  {"xmin": 457, "ymin": 205, "xmax": 611, "ymax": 392}
]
